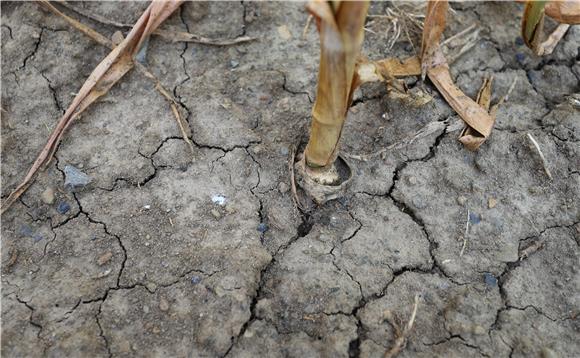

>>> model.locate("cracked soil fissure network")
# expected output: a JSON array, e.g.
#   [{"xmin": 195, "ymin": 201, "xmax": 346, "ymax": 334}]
[{"xmin": 1, "ymin": 1, "xmax": 579, "ymax": 358}]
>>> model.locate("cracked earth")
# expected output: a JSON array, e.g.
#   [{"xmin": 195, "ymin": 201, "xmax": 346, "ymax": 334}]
[{"xmin": 2, "ymin": 1, "xmax": 579, "ymax": 357}]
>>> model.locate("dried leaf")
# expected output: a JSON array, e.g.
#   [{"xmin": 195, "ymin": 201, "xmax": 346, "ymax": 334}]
[
  {"xmin": 545, "ymin": 0, "xmax": 580, "ymax": 24},
  {"xmin": 428, "ymin": 59, "xmax": 495, "ymax": 150},
  {"xmin": 1, "ymin": 0, "xmax": 183, "ymax": 213},
  {"xmin": 458, "ymin": 76, "xmax": 494, "ymax": 150},
  {"xmin": 37, "ymin": 1, "xmax": 112, "ymax": 48},
  {"xmin": 420, "ymin": 0, "xmax": 448, "ymax": 79},
  {"xmin": 39, "ymin": 1, "xmax": 195, "ymax": 156}
]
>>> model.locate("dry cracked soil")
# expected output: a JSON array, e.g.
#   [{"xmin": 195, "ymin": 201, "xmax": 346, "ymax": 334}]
[{"xmin": 1, "ymin": 1, "xmax": 579, "ymax": 357}]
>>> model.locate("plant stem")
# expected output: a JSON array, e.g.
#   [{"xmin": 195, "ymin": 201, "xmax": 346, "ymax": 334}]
[{"xmin": 304, "ymin": 1, "xmax": 369, "ymax": 169}]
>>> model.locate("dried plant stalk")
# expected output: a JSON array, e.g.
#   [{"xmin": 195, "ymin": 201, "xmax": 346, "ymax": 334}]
[{"xmin": 303, "ymin": 0, "xmax": 369, "ymax": 170}]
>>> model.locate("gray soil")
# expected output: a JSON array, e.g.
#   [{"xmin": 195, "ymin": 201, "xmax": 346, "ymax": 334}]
[{"xmin": 2, "ymin": 1, "xmax": 579, "ymax": 357}]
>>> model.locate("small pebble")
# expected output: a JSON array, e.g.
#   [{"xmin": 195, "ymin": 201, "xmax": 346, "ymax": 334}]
[
  {"xmin": 64, "ymin": 165, "xmax": 91, "ymax": 191},
  {"xmin": 41, "ymin": 187, "xmax": 55, "ymax": 204},
  {"xmin": 488, "ymin": 197, "xmax": 497, "ymax": 209},
  {"xmin": 211, "ymin": 209, "xmax": 221, "ymax": 219},
  {"xmin": 191, "ymin": 276, "xmax": 202, "ymax": 285},
  {"xmin": 407, "ymin": 176, "xmax": 417, "ymax": 185},
  {"xmin": 412, "ymin": 197, "xmax": 426, "ymax": 209},
  {"xmin": 230, "ymin": 60, "xmax": 239, "ymax": 68},
  {"xmin": 143, "ymin": 305, "xmax": 149, "ymax": 314},
  {"xmin": 57, "ymin": 201, "xmax": 71, "ymax": 214},
  {"xmin": 97, "ymin": 252, "xmax": 113, "ymax": 266},
  {"xmin": 159, "ymin": 297, "xmax": 169, "ymax": 312},
  {"xmin": 19, "ymin": 225, "xmax": 34, "ymax": 237},
  {"xmin": 278, "ymin": 182, "xmax": 289, "ymax": 194},
  {"xmin": 143, "ymin": 205, "xmax": 151, "ymax": 210},
  {"xmin": 257, "ymin": 223, "xmax": 268, "ymax": 233},
  {"xmin": 456, "ymin": 196, "xmax": 467, "ymax": 206},
  {"xmin": 468, "ymin": 212, "xmax": 481, "ymax": 224},
  {"xmin": 483, "ymin": 272, "xmax": 497, "ymax": 287},
  {"xmin": 146, "ymin": 282, "xmax": 157, "ymax": 292}
]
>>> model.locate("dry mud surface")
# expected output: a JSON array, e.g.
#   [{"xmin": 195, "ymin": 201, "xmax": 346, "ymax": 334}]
[{"xmin": 1, "ymin": 1, "xmax": 579, "ymax": 357}]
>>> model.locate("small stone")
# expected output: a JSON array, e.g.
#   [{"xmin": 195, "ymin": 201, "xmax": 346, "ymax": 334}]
[
  {"xmin": 159, "ymin": 297, "xmax": 169, "ymax": 312},
  {"xmin": 146, "ymin": 234, "xmax": 151, "ymax": 240},
  {"xmin": 211, "ymin": 209, "xmax": 221, "ymax": 219},
  {"xmin": 483, "ymin": 272, "xmax": 497, "ymax": 287},
  {"xmin": 41, "ymin": 187, "xmax": 55, "ymax": 204},
  {"xmin": 468, "ymin": 212, "xmax": 481, "ymax": 225},
  {"xmin": 541, "ymin": 347, "xmax": 558, "ymax": 358},
  {"xmin": 143, "ymin": 205, "xmax": 151, "ymax": 210},
  {"xmin": 97, "ymin": 252, "xmax": 113, "ymax": 266},
  {"xmin": 407, "ymin": 176, "xmax": 417, "ymax": 185},
  {"xmin": 57, "ymin": 201, "xmax": 71, "ymax": 214},
  {"xmin": 19, "ymin": 225, "xmax": 34, "ymax": 238},
  {"xmin": 257, "ymin": 223, "xmax": 268, "ymax": 233},
  {"xmin": 488, "ymin": 197, "xmax": 497, "ymax": 209},
  {"xmin": 230, "ymin": 60, "xmax": 239, "ymax": 68},
  {"xmin": 412, "ymin": 197, "xmax": 426, "ymax": 209},
  {"xmin": 456, "ymin": 196, "xmax": 467, "ymax": 206},
  {"xmin": 143, "ymin": 305, "xmax": 149, "ymax": 314},
  {"xmin": 191, "ymin": 276, "xmax": 202, "ymax": 285},
  {"xmin": 146, "ymin": 282, "xmax": 157, "ymax": 292},
  {"xmin": 64, "ymin": 165, "xmax": 91, "ymax": 191},
  {"xmin": 472, "ymin": 325, "xmax": 486, "ymax": 335},
  {"xmin": 278, "ymin": 182, "xmax": 289, "ymax": 194},
  {"xmin": 152, "ymin": 326, "xmax": 161, "ymax": 334},
  {"xmin": 277, "ymin": 25, "xmax": 292, "ymax": 40}
]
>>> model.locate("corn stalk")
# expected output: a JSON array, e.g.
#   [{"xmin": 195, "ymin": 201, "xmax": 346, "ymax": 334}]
[{"xmin": 303, "ymin": 0, "xmax": 369, "ymax": 174}]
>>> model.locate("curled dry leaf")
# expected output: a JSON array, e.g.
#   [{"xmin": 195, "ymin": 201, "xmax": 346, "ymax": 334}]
[
  {"xmin": 545, "ymin": 0, "xmax": 580, "ymax": 24},
  {"xmin": 420, "ymin": 0, "xmax": 497, "ymax": 151},
  {"xmin": 1, "ymin": 0, "xmax": 183, "ymax": 214}
]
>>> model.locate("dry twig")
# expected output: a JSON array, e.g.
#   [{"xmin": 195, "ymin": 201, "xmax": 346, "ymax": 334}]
[
  {"xmin": 384, "ymin": 294, "xmax": 420, "ymax": 358},
  {"xmin": 526, "ymin": 133, "xmax": 553, "ymax": 180}
]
